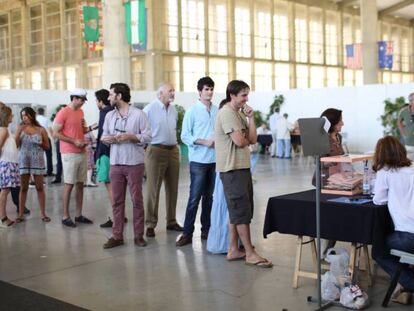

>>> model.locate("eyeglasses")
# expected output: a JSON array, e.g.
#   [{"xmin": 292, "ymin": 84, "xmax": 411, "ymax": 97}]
[{"xmin": 114, "ymin": 117, "xmax": 127, "ymax": 133}]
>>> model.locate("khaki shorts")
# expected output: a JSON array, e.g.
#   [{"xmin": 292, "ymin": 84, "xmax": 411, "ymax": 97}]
[{"xmin": 62, "ymin": 153, "xmax": 87, "ymax": 184}]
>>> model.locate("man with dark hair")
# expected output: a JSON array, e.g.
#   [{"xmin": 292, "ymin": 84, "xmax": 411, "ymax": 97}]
[
  {"xmin": 53, "ymin": 89, "xmax": 97, "ymax": 227},
  {"xmin": 94, "ymin": 89, "xmax": 117, "ymax": 228},
  {"xmin": 176, "ymin": 77, "xmax": 217, "ymax": 246},
  {"xmin": 101, "ymin": 83, "xmax": 151, "ymax": 248},
  {"xmin": 36, "ymin": 107, "xmax": 53, "ymax": 176},
  {"xmin": 143, "ymin": 82, "xmax": 183, "ymax": 238},
  {"xmin": 215, "ymin": 80, "xmax": 272, "ymax": 267}
]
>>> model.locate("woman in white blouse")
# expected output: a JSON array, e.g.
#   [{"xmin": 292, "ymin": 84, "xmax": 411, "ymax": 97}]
[{"xmin": 373, "ymin": 136, "xmax": 414, "ymax": 305}]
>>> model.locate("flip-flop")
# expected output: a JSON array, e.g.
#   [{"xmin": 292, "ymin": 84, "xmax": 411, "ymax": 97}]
[
  {"xmin": 227, "ymin": 254, "xmax": 246, "ymax": 261},
  {"xmin": 42, "ymin": 216, "xmax": 51, "ymax": 223},
  {"xmin": 245, "ymin": 259, "xmax": 273, "ymax": 268}
]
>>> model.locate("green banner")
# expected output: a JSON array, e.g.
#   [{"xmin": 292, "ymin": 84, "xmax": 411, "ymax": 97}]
[
  {"xmin": 83, "ymin": 6, "xmax": 99, "ymax": 42},
  {"xmin": 125, "ymin": 0, "xmax": 147, "ymax": 47}
]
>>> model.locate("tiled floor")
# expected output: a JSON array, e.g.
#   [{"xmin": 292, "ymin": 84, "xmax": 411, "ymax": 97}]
[{"xmin": 0, "ymin": 155, "xmax": 408, "ymax": 310}]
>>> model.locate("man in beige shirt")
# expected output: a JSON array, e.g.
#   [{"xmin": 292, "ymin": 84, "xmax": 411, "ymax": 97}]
[{"xmin": 215, "ymin": 80, "xmax": 272, "ymax": 268}]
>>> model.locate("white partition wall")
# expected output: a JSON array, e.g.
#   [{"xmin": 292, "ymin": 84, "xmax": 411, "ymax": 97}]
[{"xmin": 1, "ymin": 82, "xmax": 413, "ymax": 152}]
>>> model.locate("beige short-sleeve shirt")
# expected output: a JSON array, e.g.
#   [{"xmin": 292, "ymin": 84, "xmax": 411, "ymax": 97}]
[{"xmin": 215, "ymin": 104, "xmax": 251, "ymax": 172}]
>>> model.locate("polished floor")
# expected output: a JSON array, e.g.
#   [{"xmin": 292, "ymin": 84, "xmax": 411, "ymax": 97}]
[{"xmin": 0, "ymin": 155, "xmax": 408, "ymax": 311}]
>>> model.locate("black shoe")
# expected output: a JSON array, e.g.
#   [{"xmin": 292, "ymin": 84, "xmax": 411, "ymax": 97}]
[
  {"xmin": 62, "ymin": 218, "xmax": 76, "ymax": 228},
  {"xmin": 166, "ymin": 223, "xmax": 184, "ymax": 231},
  {"xmin": 201, "ymin": 231, "xmax": 209, "ymax": 240},
  {"xmin": 100, "ymin": 218, "xmax": 113, "ymax": 228},
  {"xmin": 51, "ymin": 179, "xmax": 61, "ymax": 184},
  {"xmin": 75, "ymin": 215, "xmax": 93, "ymax": 224}
]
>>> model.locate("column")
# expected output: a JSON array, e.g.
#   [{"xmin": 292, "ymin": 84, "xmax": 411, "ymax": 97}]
[
  {"xmin": 360, "ymin": 0, "xmax": 378, "ymax": 84},
  {"xmin": 102, "ymin": 0, "xmax": 131, "ymax": 88}
]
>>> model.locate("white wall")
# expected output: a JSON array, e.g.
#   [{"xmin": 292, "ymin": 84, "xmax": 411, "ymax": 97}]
[{"xmin": 1, "ymin": 83, "xmax": 413, "ymax": 153}]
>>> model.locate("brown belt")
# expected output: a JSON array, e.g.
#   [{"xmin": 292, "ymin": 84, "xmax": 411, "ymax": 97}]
[{"xmin": 151, "ymin": 144, "xmax": 177, "ymax": 150}]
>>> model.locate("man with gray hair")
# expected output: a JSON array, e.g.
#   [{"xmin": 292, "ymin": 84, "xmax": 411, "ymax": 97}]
[{"xmin": 143, "ymin": 82, "xmax": 183, "ymax": 238}]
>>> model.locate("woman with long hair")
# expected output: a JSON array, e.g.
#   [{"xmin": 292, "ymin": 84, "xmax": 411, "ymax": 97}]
[
  {"xmin": 373, "ymin": 136, "xmax": 414, "ymax": 305},
  {"xmin": 0, "ymin": 104, "xmax": 20, "ymax": 227},
  {"xmin": 15, "ymin": 107, "xmax": 50, "ymax": 222}
]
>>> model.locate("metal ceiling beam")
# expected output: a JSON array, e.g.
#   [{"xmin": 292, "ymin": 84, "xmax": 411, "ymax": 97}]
[{"xmin": 379, "ymin": 0, "xmax": 414, "ymax": 17}]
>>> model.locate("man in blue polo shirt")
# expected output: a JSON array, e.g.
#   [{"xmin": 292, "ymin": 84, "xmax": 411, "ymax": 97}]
[{"xmin": 176, "ymin": 77, "xmax": 218, "ymax": 246}]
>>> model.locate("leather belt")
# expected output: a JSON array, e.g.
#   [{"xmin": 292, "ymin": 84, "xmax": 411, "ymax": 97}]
[{"xmin": 151, "ymin": 144, "xmax": 177, "ymax": 150}]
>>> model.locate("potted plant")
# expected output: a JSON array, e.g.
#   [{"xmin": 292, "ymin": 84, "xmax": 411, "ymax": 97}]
[
  {"xmin": 266, "ymin": 94, "xmax": 285, "ymax": 121},
  {"xmin": 175, "ymin": 105, "xmax": 188, "ymax": 159},
  {"xmin": 380, "ymin": 97, "xmax": 406, "ymax": 139}
]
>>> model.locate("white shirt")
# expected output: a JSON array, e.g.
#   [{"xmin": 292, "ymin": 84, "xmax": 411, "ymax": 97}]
[
  {"xmin": 36, "ymin": 115, "xmax": 50, "ymax": 129},
  {"xmin": 256, "ymin": 127, "xmax": 270, "ymax": 135},
  {"xmin": 269, "ymin": 112, "xmax": 279, "ymax": 132},
  {"xmin": 143, "ymin": 99, "xmax": 177, "ymax": 145},
  {"xmin": 373, "ymin": 165, "xmax": 414, "ymax": 234},
  {"xmin": 276, "ymin": 117, "xmax": 293, "ymax": 139}
]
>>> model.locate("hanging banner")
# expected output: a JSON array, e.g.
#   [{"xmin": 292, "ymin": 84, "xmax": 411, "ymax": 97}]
[
  {"xmin": 125, "ymin": 0, "xmax": 147, "ymax": 51},
  {"xmin": 79, "ymin": 2, "xmax": 104, "ymax": 52},
  {"xmin": 378, "ymin": 41, "xmax": 393, "ymax": 69}
]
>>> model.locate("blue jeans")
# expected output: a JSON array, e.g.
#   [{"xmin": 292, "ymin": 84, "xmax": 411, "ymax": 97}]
[
  {"xmin": 183, "ymin": 162, "xmax": 216, "ymax": 237},
  {"xmin": 276, "ymin": 139, "xmax": 291, "ymax": 158},
  {"xmin": 374, "ymin": 231, "xmax": 414, "ymax": 292}
]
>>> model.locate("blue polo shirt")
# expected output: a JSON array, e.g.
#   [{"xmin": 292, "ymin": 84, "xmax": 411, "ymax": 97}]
[{"xmin": 181, "ymin": 101, "xmax": 218, "ymax": 164}]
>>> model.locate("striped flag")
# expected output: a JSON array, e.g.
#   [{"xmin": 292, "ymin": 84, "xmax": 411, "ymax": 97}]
[
  {"xmin": 125, "ymin": 0, "xmax": 147, "ymax": 51},
  {"xmin": 345, "ymin": 44, "xmax": 362, "ymax": 69}
]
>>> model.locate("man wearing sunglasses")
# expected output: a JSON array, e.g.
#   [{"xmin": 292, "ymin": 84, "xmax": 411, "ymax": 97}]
[{"xmin": 53, "ymin": 89, "xmax": 97, "ymax": 228}]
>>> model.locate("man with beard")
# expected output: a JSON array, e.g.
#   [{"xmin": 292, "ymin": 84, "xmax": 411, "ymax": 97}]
[
  {"xmin": 143, "ymin": 82, "xmax": 183, "ymax": 237},
  {"xmin": 101, "ymin": 83, "xmax": 151, "ymax": 248}
]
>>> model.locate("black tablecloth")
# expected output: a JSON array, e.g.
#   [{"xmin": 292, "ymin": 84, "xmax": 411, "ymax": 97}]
[
  {"xmin": 263, "ymin": 190, "xmax": 394, "ymax": 258},
  {"xmin": 257, "ymin": 134, "xmax": 273, "ymax": 145}
]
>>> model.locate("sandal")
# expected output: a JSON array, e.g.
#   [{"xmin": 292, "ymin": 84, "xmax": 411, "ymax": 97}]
[
  {"xmin": 41, "ymin": 216, "xmax": 51, "ymax": 223},
  {"xmin": 1, "ymin": 216, "xmax": 15, "ymax": 227},
  {"xmin": 15, "ymin": 216, "xmax": 25, "ymax": 223}
]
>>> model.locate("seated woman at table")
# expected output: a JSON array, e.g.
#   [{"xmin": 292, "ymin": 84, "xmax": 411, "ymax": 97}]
[
  {"xmin": 312, "ymin": 108, "xmax": 345, "ymax": 257},
  {"xmin": 372, "ymin": 136, "xmax": 414, "ymax": 305}
]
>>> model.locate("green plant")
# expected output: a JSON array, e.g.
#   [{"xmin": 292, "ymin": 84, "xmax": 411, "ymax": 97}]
[
  {"xmin": 254, "ymin": 111, "xmax": 266, "ymax": 128},
  {"xmin": 50, "ymin": 104, "xmax": 66, "ymax": 122},
  {"xmin": 380, "ymin": 97, "xmax": 406, "ymax": 138},
  {"xmin": 266, "ymin": 94, "xmax": 285, "ymax": 121},
  {"xmin": 175, "ymin": 105, "xmax": 185, "ymax": 144}
]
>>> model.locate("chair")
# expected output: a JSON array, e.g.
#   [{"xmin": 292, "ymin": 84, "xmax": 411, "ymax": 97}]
[{"xmin": 382, "ymin": 249, "xmax": 414, "ymax": 307}]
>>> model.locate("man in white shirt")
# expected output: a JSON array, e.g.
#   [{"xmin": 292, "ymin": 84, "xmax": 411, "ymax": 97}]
[
  {"xmin": 276, "ymin": 113, "xmax": 294, "ymax": 159},
  {"xmin": 143, "ymin": 82, "xmax": 183, "ymax": 237},
  {"xmin": 36, "ymin": 107, "xmax": 53, "ymax": 176},
  {"xmin": 268, "ymin": 108, "xmax": 279, "ymax": 157}
]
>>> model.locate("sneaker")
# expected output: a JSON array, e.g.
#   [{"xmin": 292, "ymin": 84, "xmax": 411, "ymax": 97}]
[
  {"xmin": 103, "ymin": 237, "xmax": 124, "ymax": 249},
  {"xmin": 100, "ymin": 217, "xmax": 113, "ymax": 228},
  {"xmin": 75, "ymin": 215, "xmax": 93, "ymax": 224},
  {"xmin": 176, "ymin": 234, "xmax": 192, "ymax": 247},
  {"xmin": 62, "ymin": 218, "xmax": 76, "ymax": 228},
  {"xmin": 16, "ymin": 207, "xmax": 30, "ymax": 215},
  {"xmin": 51, "ymin": 179, "xmax": 61, "ymax": 184}
]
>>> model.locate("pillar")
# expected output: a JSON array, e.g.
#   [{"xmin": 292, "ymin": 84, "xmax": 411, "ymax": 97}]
[
  {"xmin": 360, "ymin": 0, "xmax": 378, "ymax": 84},
  {"xmin": 102, "ymin": 0, "xmax": 131, "ymax": 88}
]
